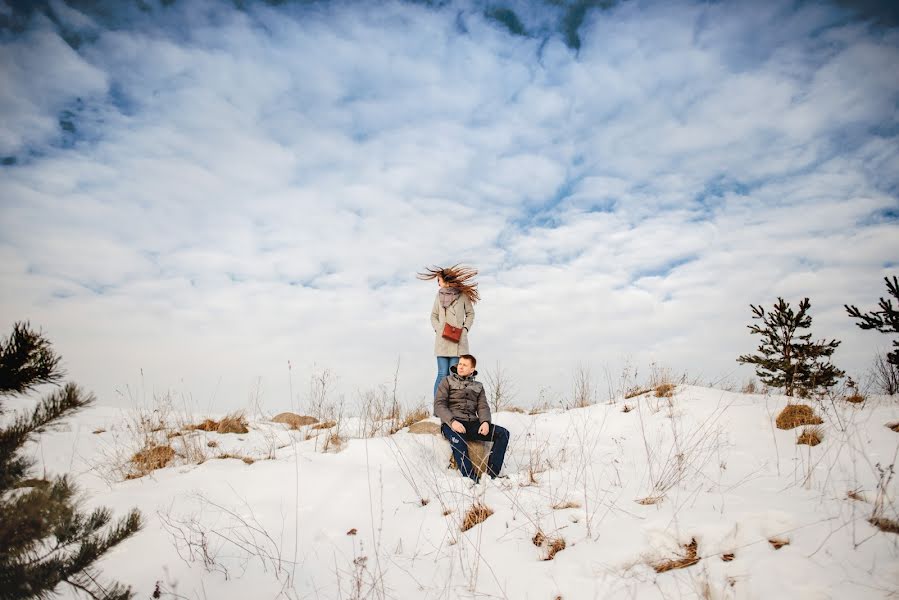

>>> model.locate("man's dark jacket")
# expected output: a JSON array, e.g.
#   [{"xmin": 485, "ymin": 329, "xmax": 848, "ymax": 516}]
[{"xmin": 434, "ymin": 366, "xmax": 491, "ymax": 426}]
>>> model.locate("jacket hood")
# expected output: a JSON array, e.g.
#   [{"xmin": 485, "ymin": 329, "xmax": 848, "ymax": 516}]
[{"xmin": 450, "ymin": 365, "xmax": 478, "ymax": 378}]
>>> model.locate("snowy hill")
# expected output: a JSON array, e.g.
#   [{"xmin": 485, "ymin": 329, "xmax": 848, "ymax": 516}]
[{"xmin": 18, "ymin": 386, "xmax": 899, "ymax": 599}]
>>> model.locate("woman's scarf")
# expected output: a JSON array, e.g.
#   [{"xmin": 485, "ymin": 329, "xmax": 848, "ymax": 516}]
[{"xmin": 439, "ymin": 287, "xmax": 461, "ymax": 308}]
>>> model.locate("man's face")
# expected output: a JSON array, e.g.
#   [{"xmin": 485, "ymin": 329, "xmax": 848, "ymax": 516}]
[{"xmin": 456, "ymin": 358, "xmax": 474, "ymax": 377}]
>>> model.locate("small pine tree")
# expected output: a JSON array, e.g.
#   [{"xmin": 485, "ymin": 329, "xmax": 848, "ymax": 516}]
[
  {"xmin": 737, "ymin": 297, "xmax": 844, "ymax": 397},
  {"xmin": 0, "ymin": 322, "xmax": 142, "ymax": 600},
  {"xmin": 845, "ymin": 275, "xmax": 899, "ymax": 366}
]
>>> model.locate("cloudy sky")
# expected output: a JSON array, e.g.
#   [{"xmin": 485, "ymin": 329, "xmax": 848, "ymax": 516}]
[{"xmin": 2, "ymin": 0, "xmax": 898, "ymax": 412}]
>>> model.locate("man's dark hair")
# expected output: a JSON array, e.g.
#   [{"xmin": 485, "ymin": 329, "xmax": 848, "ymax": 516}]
[{"xmin": 459, "ymin": 354, "xmax": 477, "ymax": 368}]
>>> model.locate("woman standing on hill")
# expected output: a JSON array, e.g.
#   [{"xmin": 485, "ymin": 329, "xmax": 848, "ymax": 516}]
[{"xmin": 418, "ymin": 264, "xmax": 480, "ymax": 398}]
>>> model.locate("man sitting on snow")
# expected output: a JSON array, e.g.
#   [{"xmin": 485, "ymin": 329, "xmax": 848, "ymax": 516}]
[{"xmin": 434, "ymin": 354, "xmax": 510, "ymax": 482}]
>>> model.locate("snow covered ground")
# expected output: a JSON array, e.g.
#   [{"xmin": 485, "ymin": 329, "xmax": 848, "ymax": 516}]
[{"xmin": 17, "ymin": 386, "xmax": 899, "ymax": 599}]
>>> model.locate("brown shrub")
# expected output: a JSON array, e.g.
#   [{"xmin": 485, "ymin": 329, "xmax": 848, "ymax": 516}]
[
  {"xmin": 311, "ymin": 420, "xmax": 337, "ymax": 430},
  {"xmin": 461, "ymin": 503, "xmax": 493, "ymax": 532},
  {"xmin": 797, "ymin": 426, "xmax": 823, "ymax": 446},
  {"xmin": 624, "ymin": 387, "xmax": 651, "ymax": 399},
  {"xmin": 128, "ymin": 444, "xmax": 175, "ymax": 479},
  {"xmin": 189, "ymin": 412, "xmax": 249, "ymax": 434},
  {"xmin": 503, "ymin": 406, "xmax": 527, "ymax": 414},
  {"xmin": 655, "ymin": 383, "xmax": 676, "ymax": 398},
  {"xmin": 775, "ymin": 404, "xmax": 823, "ymax": 430},
  {"xmin": 653, "ymin": 538, "xmax": 699, "ymax": 572},
  {"xmin": 621, "ymin": 404, "xmax": 633, "ymax": 413},
  {"xmin": 532, "ymin": 530, "xmax": 546, "ymax": 546},
  {"xmin": 272, "ymin": 412, "xmax": 318, "ymax": 429},
  {"xmin": 845, "ymin": 393, "xmax": 866, "ymax": 404}
]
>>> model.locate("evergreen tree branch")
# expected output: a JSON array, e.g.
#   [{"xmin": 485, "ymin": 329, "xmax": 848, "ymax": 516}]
[{"xmin": 0, "ymin": 322, "xmax": 64, "ymax": 397}]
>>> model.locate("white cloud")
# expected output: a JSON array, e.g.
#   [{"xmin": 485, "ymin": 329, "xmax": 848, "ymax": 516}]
[{"xmin": 1, "ymin": 0, "xmax": 897, "ymax": 410}]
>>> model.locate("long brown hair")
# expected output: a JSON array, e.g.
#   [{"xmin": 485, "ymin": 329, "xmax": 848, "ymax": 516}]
[{"xmin": 417, "ymin": 264, "xmax": 480, "ymax": 304}]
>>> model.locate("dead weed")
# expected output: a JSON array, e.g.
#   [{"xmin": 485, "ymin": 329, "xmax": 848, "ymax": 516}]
[
  {"xmin": 775, "ymin": 404, "xmax": 823, "ymax": 430},
  {"xmin": 652, "ymin": 538, "xmax": 699, "ymax": 573},
  {"xmin": 797, "ymin": 426, "xmax": 823, "ymax": 446},
  {"xmin": 461, "ymin": 503, "xmax": 493, "ymax": 532}
]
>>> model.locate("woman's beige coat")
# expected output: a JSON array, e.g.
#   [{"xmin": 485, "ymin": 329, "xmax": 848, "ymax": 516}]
[{"xmin": 430, "ymin": 293, "xmax": 475, "ymax": 356}]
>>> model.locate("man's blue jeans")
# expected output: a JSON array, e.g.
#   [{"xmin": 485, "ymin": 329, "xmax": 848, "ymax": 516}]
[
  {"xmin": 441, "ymin": 421, "xmax": 510, "ymax": 482},
  {"xmin": 434, "ymin": 356, "xmax": 460, "ymax": 398}
]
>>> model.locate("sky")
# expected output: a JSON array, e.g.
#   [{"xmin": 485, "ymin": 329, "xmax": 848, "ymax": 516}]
[{"xmin": 1, "ymin": 0, "xmax": 898, "ymax": 413}]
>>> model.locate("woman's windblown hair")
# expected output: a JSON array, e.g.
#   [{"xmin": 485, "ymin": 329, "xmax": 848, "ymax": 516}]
[{"xmin": 417, "ymin": 264, "xmax": 480, "ymax": 303}]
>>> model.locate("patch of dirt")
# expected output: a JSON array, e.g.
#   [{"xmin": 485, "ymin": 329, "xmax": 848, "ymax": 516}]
[
  {"xmin": 775, "ymin": 404, "xmax": 823, "ymax": 430},
  {"xmin": 653, "ymin": 538, "xmax": 699, "ymax": 573}
]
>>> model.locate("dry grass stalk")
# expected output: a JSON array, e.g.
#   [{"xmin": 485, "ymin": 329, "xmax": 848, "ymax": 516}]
[
  {"xmin": 624, "ymin": 387, "xmax": 651, "ymax": 399},
  {"xmin": 797, "ymin": 426, "xmax": 823, "ymax": 446},
  {"xmin": 845, "ymin": 393, "xmax": 866, "ymax": 404},
  {"xmin": 311, "ymin": 420, "xmax": 337, "ymax": 430},
  {"xmin": 768, "ymin": 537, "xmax": 789, "ymax": 549},
  {"xmin": 551, "ymin": 500, "xmax": 581, "ymax": 510},
  {"xmin": 407, "ymin": 421, "xmax": 440, "ymax": 435},
  {"xmin": 128, "ymin": 444, "xmax": 175, "ymax": 479},
  {"xmin": 461, "ymin": 503, "xmax": 493, "ymax": 532},
  {"xmin": 399, "ymin": 407, "xmax": 430, "ymax": 428},
  {"xmin": 503, "ymin": 406, "xmax": 526, "ymax": 414},
  {"xmin": 635, "ymin": 496, "xmax": 663, "ymax": 505},
  {"xmin": 868, "ymin": 517, "xmax": 899, "ymax": 534},
  {"xmin": 652, "ymin": 538, "xmax": 699, "ymax": 573},
  {"xmin": 655, "ymin": 383, "xmax": 676, "ymax": 398},
  {"xmin": 272, "ymin": 412, "xmax": 318, "ymax": 429},
  {"xmin": 189, "ymin": 412, "xmax": 249, "ymax": 434},
  {"xmin": 847, "ymin": 489, "xmax": 867, "ymax": 502},
  {"xmin": 217, "ymin": 453, "xmax": 255, "ymax": 465},
  {"xmin": 544, "ymin": 537, "xmax": 566, "ymax": 560},
  {"xmin": 775, "ymin": 404, "xmax": 823, "ymax": 430},
  {"xmin": 323, "ymin": 433, "xmax": 343, "ymax": 451}
]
